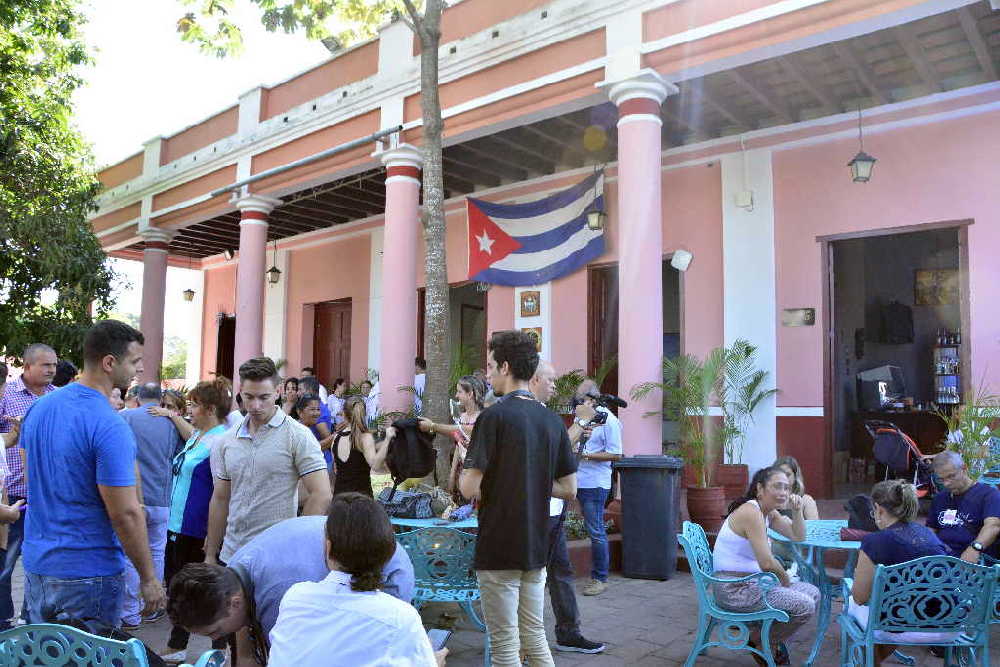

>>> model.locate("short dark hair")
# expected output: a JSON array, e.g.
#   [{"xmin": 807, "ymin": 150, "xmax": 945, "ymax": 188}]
[
  {"xmin": 293, "ymin": 393, "xmax": 321, "ymax": 419},
  {"xmin": 332, "ymin": 377, "xmax": 346, "ymax": 390},
  {"xmin": 488, "ymin": 330, "xmax": 539, "ymax": 381},
  {"xmin": 301, "ymin": 366, "xmax": 315, "ymax": 374},
  {"xmin": 187, "ymin": 376, "xmax": 233, "ymax": 421},
  {"xmin": 299, "ymin": 376, "xmax": 320, "ymax": 394},
  {"xmin": 83, "ymin": 320, "xmax": 144, "ymax": 366},
  {"xmin": 415, "ymin": 357, "xmax": 426, "ymax": 371},
  {"xmin": 137, "ymin": 382, "xmax": 162, "ymax": 401},
  {"xmin": 167, "ymin": 563, "xmax": 243, "ymax": 629},
  {"xmin": 326, "ymin": 493, "xmax": 395, "ymax": 592},
  {"xmin": 238, "ymin": 357, "xmax": 278, "ymax": 384}
]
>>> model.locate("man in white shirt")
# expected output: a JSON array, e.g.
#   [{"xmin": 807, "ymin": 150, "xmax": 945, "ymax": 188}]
[
  {"xmin": 528, "ymin": 362, "xmax": 605, "ymax": 654},
  {"xmin": 414, "ymin": 357, "xmax": 426, "ymax": 414}
]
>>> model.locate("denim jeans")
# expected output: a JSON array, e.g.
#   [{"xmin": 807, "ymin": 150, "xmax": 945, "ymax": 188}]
[
  {"xmin": 122, "ymin": 505, "xmax": 169, "ymax": 625},
  {"xmin": 577, "ymin": 487, "xmax": 610, "ymax": 582},
  {"xmin": 546, "ymin": 513, "xmax": 581, "ymax": 643},
  {"xmin": 0, "ymin": 495, "xmax": 26, "ymax": 627},
  {"xmin": 25, "ymin": 571, "xmax": 125, "ymax": 627},
  {"xmin": 477, "ymin": 569, "xmax": 554, "ymax": 667}
]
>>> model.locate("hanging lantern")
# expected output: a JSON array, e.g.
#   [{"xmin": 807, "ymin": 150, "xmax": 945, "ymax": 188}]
[
  {"xmin": 848, "ymin": 106, "xmax": 877, "ymax": 183},
  {"xmin": 266, "ymin": 239, "xmax": 281, "ymax": 285},
  {"xmin": 182, "ymin": 288, "xmax": 195, "ymax": 302},
  {"xmin": 585, "ymin": 164, "xmax": 607, "ymax": 230}
]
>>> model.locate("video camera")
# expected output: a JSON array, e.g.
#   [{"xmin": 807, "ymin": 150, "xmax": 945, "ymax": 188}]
[{"xmin": 577, "ymin": 391, "xmax": 628, "ymax": 425}]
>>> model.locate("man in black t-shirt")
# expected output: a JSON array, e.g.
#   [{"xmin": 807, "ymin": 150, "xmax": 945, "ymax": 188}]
[{"xmin": 461, "ymin": 330, "xmax": 577, "ymax": 667}]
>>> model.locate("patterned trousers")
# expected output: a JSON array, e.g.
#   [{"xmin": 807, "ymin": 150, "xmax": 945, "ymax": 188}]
[{"xmin": 713, "ymin": 572, "xmax": 820, "ymax": 645}]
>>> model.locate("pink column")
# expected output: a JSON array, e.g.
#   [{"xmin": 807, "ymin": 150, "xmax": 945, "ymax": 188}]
[
  {"xmin": 377, "ymin": 144, "xmax": 423, "ymax": 413},
  {"xmin": 138, "ymin": 229, "xmax": 174, "ymax": 383},
  {"xmin": 606, "ymin": 71, "xmax": 674, "ymax": 455},
  {"xmin": 233, "ymin": 194, "xmax": 281, "ymax": 375}
]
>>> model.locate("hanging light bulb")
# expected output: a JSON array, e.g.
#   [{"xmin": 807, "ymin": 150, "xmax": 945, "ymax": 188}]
[
  {"xmin": 848, "ymin": 106, "xmax": 877, "ymax": 183},
  {"xmin": 266, "ymin": 239, "xmax": 282, "ymax": 285}
]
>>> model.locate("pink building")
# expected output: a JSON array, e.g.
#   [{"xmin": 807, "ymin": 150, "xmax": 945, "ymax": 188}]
[{"xmin": 93, "ymin": 0, "xmax": 1000, "ymax": 498}]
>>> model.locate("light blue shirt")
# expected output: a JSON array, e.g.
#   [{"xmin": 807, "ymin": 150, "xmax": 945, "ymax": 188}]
[
  {"xmin": 577, "ymin": 408, "xmax": 623, "ymax": 490},
  {"xmin": 269, "ymin": 570, "xmax": 436, "ymax": 667}
]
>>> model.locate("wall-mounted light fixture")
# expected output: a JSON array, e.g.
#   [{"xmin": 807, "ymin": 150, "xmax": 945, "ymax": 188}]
[
  {"xmin": 848, "ymin": 106, "xmax": 877, "ymax": 183},
  {"xmin": 585, "ymin": 165, "xmax": 607, "ymax": 231}
]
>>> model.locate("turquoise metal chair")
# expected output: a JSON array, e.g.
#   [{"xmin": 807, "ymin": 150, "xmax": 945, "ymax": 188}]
[
  {"xmin": 838, "ymin": 556, "xmax": 998, "ymax": 667},
  {"xmin": 0, "ymin": 623, "xmax": 225, "ymax": 666},
  {"xmin": 677, "ymin": 520, "xmax": 789, "ymax": 667},
  {"xmin": 396, "ymin": 526, "xmax": 489, "ymax": 665}
]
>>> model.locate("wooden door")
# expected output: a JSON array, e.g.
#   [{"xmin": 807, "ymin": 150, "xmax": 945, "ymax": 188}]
[
  {"xmin": 314, "ymin": 299, "xmax": 352, "ymax": 385},
  {"xmin": 215, "ymin": 315, "xmax": 236, "ymax": 382},
  {"xmin": 588, "ymin": 264, "xmax": 619, "ymax": 395}
]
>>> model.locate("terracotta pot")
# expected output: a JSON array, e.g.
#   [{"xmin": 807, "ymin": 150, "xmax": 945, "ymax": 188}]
[
  {"xmin": 686, "ymin": 486, "xmax": 727, "ymax": 534},
  {"xmin": 715, "ymin": 463, "xmax": 749, "ymax": 503}
]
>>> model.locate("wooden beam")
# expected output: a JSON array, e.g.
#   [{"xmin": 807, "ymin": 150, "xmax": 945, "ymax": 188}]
[
  {"xmin": 455, "ymin": 142, "xmax": 533, "ymax": 179},
  {"xmin": 700, "ymin": 90, "xmax": 752, "ymax": 128},
  {"xmin": 441, "ymin": 155, "xmax": 502, "ymax": 187},
  {"xmin": 957, "ymin": 7, "xmax": 998, "ymax": 81},
  {"xmin": 777, "ymin": 56, "xmax": 841, "ymax": 114},
  {"xmin": 476, "ymin": 136, "xmax": 556, "ymax": 173},
  {"xmin": 729, "ymin": 69, "xmax": 796, "ymax": 123},
  {"xmin": 892, "ymin": 25, "xmax": 944, "ymax": 92},
  {"xmin": 833, "ymin": 41, "xmax": 890, "ymax": 105},
  {"xmin": 484, "ymin": 133, "xmax": 560, "ymax": 168},
  {"xmin": 178, "ymin": 227, "xmax": 240, "ymax": 245},
  {"xmin": 287, "ymin": 197, "xmax": 370, "ymax": 219},
  {"xmin": 518, "ymin": 124, "xmax": 591, "ymax": 163}
]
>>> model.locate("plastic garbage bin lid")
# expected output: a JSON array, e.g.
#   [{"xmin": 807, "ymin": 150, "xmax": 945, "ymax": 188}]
[{"xmin": 613, "ymin": 455, "xmax": 683, "ymax": 470}]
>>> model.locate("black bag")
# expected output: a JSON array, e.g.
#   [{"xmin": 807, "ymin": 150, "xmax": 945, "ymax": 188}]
[
  {"xmin": 377, "ymin": 487, "xmax": 434, "ymax": 518},
  {"xmin": 384, "ymin": 417, "xmax": 436, "ymax": 499},
  {"xmin": 844, "ymin": 494, "xmax": 878, "ymax": 533}
]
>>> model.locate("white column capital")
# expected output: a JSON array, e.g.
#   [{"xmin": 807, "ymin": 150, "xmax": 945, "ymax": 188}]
[
  {"xmin": 140, "ymin": 228, "xmax": 175, "ymax": 247},
  {"xmin": 598, "ymin": 68, "xmax": 678, "ymax": 107},
  {"xmin": 374, "ymin": 143, "xmax": 423, "ymax": 170},
  {"xmin": 233, "ymin": 193, "xmax": 282, "ymax": 216}
]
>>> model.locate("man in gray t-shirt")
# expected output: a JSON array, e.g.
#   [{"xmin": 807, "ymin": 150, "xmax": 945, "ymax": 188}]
[
  {"xmin": 120, "ymin": 383, "xmax": 184, "ymax": 626},
  {"xmin": 167, "ymin": 515, "xmax": 415, "ymax": 665}
]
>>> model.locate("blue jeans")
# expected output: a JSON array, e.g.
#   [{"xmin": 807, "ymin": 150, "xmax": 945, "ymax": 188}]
[
  {"xmin": 24, "ymin": 571, "xmax": 125, "ymax": 627},
  {"xmin": 546, "ymin": 513, "xmax": 581, "ymax": 642},
  {"xmin": 577, "ymin": 487, "xmax": 609, "ymax": 582},
  {"xmin": 122, "ymin": 505, "xmax": 169, "ymax": 625},
  {"xmin": 0, "ymin": 495, "xmax": 26, "ymax": 627}
]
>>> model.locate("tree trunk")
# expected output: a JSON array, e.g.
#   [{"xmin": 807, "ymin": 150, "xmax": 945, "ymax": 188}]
[{"xmin": 411, "ymin": 0, "xmax": 454, "ymax": 486}]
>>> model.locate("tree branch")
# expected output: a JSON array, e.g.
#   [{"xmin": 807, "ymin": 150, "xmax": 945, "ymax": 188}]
[{"xmin": 400, "ymin": 0, "xmax": 423, "ymax": 33}]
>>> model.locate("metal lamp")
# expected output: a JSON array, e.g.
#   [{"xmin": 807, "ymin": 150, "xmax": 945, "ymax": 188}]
[
  {"xmin": 848, "ymin": 106, "xmax": 877, "ymax": 183},
  {"xmin": 266, "ymin": 239, "xmax": 281, "ymax": 285},
  {"xmin": 182, "ymin": 288, "xmax": 195, "ymax": 302},
  {"xmin": 585, "ymin": 165, "xmax": 607, "ymax": 230}
]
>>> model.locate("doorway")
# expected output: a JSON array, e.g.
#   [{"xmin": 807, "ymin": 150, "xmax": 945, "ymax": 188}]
[
  {"xmin": 825, "ymin": 224, "xmax": 969, "ymax": 497},
  {"xmin": 215, "ymin": 315, "xmax": 236, "ymax": 381},
  {"xmin": 416, "ymin": 284, "xmax": 487, "ymax": 373},
  {"xmin": 314, "ymin": 299, "xmax": 352, "ymax": 386}
]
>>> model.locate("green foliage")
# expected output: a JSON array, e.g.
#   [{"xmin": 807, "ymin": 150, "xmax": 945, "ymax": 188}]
[
  {"xmin": 936, "ymin": 381, "xmax": 1000, "ymax": 481},
  {"xmin": 449, "ymin": 343, "xmax": 477, "ymax": 391},
  {"xmin": 0, "ymin": 0, "xmax": 117, "ymax": 365},
  {"xmin": 161, "ymin": 336, "xmax": 188, "ymax": 380},
  {"xmin": 592, "ymin": 355, "xmax": 617, "ymax": 389},
  {"xmin": 547, "ymin": 369, "xmax": 586, "ymax": 414}
]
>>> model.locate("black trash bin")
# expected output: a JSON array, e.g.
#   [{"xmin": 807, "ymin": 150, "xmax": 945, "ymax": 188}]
[{"xmin": 613, "ymin": 455, "xmax": 683, "ymax": 580}]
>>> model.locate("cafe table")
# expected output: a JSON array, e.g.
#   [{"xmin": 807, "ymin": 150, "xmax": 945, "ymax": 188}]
[
  {"xmin": 769, "ymin": 519, "xmax": 915, "ymax": 667},
  {"xmin": 389, "ymin": 516, "xmax": 478, "ymax": 529}
]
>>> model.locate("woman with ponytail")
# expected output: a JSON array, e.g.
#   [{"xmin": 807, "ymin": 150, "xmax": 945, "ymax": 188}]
[
  {"xmin": 157, "ymin": 376, "xmax": 233, "ymax": 662},
  {"xmin": 268, "ymin": 493, "xmax": 440, "ymax": 666},
  {"xmin": 331, "ymin": 395, "xmax": 396, "ymax": 497},
  {"xmin": 712, "ymin": 466, "xmax": 819, "ymax": 665},
  {"xmin": 848, "ymin": 480, "xmax": 953, "ymax": 661}
]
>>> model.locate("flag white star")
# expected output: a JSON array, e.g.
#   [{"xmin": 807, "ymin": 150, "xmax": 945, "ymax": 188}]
[{"xmin": 476, "ymin": 230, "xmax": 495, "ymax": 254}]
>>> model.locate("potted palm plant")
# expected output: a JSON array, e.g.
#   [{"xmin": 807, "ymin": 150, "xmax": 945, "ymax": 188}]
[
  {"xmin": 935, "ymin": 382, "xmax": 1000, "ymax": 480},
  {"xmin": 633, "ymin": 349, "xmax": 728, "ymax": 532}
]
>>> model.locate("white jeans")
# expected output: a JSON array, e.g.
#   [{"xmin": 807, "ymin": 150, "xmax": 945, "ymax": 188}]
[
  {"xmin": 477, "ymin": 569, "xmax": 554, "ymax": 666},
  {"xmin": 122, "ymin": 505, "xmax": 169, "ymax": 624},
  {"xmin": 847, "ymin": 595, "xmax": 960, "ymax": 643}
]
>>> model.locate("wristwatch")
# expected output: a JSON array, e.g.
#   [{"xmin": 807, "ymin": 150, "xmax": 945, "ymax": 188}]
[
  {"xmin": 972, "ymin": 542, "xmax": 984, "ymax": 552},
  {"xmin": 577, "ymin": 419, "xmax": 589, "ymax": 428}
]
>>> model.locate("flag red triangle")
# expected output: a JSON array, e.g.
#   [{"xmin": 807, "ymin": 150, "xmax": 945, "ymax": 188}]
[{"xmin": 466, "ymin": 200, "xmax": 522, "ymax": 278}]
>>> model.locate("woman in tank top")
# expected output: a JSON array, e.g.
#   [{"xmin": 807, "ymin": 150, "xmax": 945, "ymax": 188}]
[
  {"xmin": 332, "ymin": 395, "xmax": 395, "ymax": 497},
  {"xmin": 712, "ymin": 466, "xmax": 820, "ymax": 665}
]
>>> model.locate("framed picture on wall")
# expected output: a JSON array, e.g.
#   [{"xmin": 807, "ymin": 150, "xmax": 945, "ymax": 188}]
[
  {"xmin": 520, "ymin": 290, "xmax": 541, "ymax": 318},
  {"xmin": 521, "ymin": 327, "xmax": 543, "ymax": 351},
  {"xmin": 914, "ymin": 269, "xmax": 959, "ymax": 306}
]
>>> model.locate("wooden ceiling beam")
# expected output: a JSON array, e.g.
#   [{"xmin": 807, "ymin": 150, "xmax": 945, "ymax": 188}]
[
  {"xmin": 777, "ymin": 56, "xmax": 841, "ymax": 114},
  {"xmin": 729, "ymin": 69, "xmax": 796, "ymax": 123},
  {"xmin": 445, "ymin": 172, "xmax": 477, "ymax": 194},
  {"xmin": 177, "ymin": 228, "xmax": 239, "ymax": 246},
  {"xmin": 475, "ymin": 136, "xmax": 556, "ymax": 173},
  {"xmin": 892, "ymin": 25, "xmax": 945, "ymax": 92},
  {"xmin": 700, "ymin": 90, "xmax": 752, "ymax": 129},
  {"xmin": 452, "ymin": 143, "xmax": 532, "ymax": 179},
  {"xmin": 482, "ymin": 133, "xmax": 560, "ymax": 168},
  {"xmin": 442, "ymin": 155, "xmax": 503, "ymax": 187},
  {"xmin": 325, "ymin": 184, "xmax": 386, "ymax": 208},
  {"xmin": 287, "ymin": 198, "xmax": 370, "ymax": 219},
  {"xmin": 833, "ymin": 41, "xmax": 890, "ymax": 105},
  {"xmin": 957, "ymin": 7, "xmax": 998, "ymax": 81},
  {"xmin": 518, "ymin": 124, "xmax": 591, "ymax": 163}
]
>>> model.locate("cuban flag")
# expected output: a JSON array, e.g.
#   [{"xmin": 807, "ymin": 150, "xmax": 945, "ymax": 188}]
[{"xmin": 466, "ymin": 172, "xmax": 605, "ymax": 286}]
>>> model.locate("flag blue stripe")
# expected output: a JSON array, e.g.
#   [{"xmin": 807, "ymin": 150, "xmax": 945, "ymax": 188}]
[
  {"xmin": 506, "ymin": 195, "xmax": 603, "ymax": 253},
  {"xmin": 471, "ymin": 236, "xmax": 605, "ymax": 286},
  {"xmin": 468, "ymin": 172, "xmax": 600, "ymax": 219}
]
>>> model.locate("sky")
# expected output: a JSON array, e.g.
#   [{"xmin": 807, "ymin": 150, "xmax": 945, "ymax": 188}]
[{"xmin": 75, "ymin": 0, "xmax": 333, "ymax": 348}]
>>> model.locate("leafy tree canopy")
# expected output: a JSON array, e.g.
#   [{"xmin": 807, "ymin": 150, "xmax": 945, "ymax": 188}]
[{"xmin": 1, "ymin": 0, "xmax": 116, "ymax": 365}]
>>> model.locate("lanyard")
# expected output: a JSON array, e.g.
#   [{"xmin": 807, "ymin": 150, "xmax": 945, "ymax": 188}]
[{"xmin": 499, "ymin": 389, "xmax": 535, "ymax": 402}]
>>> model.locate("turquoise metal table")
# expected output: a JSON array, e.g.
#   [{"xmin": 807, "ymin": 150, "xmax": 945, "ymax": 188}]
[
  {"xmin": 770, "ymin": 520, "xmax": 860, "ymax": 667},
  {"xmin": 390, "ymin": 516, "xmax": 478, "ymax": 529}
]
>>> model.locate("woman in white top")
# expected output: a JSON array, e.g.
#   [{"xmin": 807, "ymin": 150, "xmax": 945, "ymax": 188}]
[
  {"xmin": 269, "ymin": 493, "xmax": 444, "ymax": 667},
  {"xmin": 712, "ymin": 466, "xmax": 819, "ymax": 665}
]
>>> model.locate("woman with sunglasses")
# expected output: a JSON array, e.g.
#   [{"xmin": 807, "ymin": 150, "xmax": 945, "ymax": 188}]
[{"xmin": 157, "ymin": 377, "xmax": 233, "ymax": 664}]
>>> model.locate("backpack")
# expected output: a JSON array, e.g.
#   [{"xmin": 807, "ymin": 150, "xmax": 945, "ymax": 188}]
[
  {"xmin": 384, "ymin": 417, "xmax": 436, "ymax": 500},
  {"xmin": 844, "ymin": 494, "xmax": 877, "ymax": 533}
]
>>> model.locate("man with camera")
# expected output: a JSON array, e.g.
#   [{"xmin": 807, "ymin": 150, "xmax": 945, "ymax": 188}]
[{"xmin": 571, "ymin": 380, "xmax": 623, "ymax": 596}]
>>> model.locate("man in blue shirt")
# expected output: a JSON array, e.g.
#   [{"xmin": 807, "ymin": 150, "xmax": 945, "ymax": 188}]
[
  {"xmin": 120, "ymin": 383, "xmax": 185, "ymax": 628},
  {"xmin": 19, "ymin": 320, "xmax": 166, "ymax": 626},
  {"xmin": 167, "ymin": 514, "xmax": 414, "ymax": 666},
  {"xmin": 572, "ymin": 380, "xmax": 623, "ymax": 597},
  {"xmin": 926, "ymin": 450, "xmax": 1000, "ymax": 562}
]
